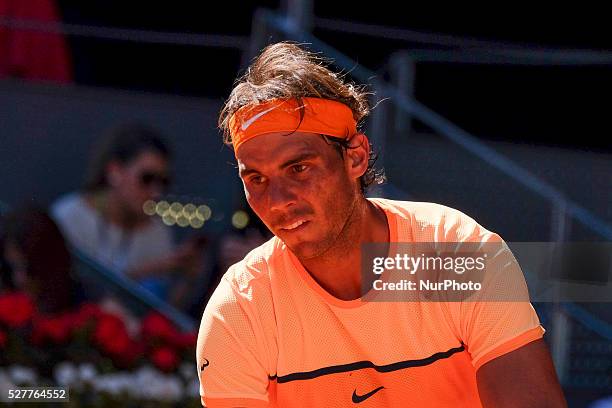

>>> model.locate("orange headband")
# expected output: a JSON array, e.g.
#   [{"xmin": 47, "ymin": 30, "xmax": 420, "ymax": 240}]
[{"xmin": 228, "ymin": 98, "xmax": 357, "ymax": 153}]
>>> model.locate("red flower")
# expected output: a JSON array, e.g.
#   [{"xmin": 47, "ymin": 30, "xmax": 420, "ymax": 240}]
[
  {"xmin": 31, "ymin": 314, "xmax": 72, "ymax": 345},
  {"xmin": 151, "ymin": 346, "xmax": 179, "ymax": 372},
  {"xmin": 107, "ymin": 331, "xmax": 131, "ymax": 355},
  {"xmin": 93, "ymin": 313, "xmax": 127, "ymax": 349},
  {"xmin": 0, "ymin": 329, "xmax": 6, "ymax": 348},
  {"xmin": 141, "ymin": 312, "xmax": 178, "ymax": 345},
  {"xmin": 72, "ymin": 303, "xmax": 103, "ymax": 330},
  {"xmin": 93, "ymin": 313, "xmax": 140, "ymax": 367},
  {"xmin": 173, "ymin": 332, "xmax": 197, "ymax": 350},
  {"xmin": 0, "ymin": 292, "xmax": 35, "ymax": 328}
]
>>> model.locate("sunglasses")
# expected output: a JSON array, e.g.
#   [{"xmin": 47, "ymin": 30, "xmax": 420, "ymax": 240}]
[{"xmin": 139, "ymin": 172, "xmax": 171, "ymax": 188}]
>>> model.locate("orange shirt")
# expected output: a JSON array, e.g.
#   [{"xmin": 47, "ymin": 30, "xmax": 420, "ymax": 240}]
[{"xmin": 197, "ymin": 198, "xmax": 544, "ymax": 407}]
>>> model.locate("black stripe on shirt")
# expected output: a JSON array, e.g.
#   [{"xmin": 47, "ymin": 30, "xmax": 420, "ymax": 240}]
[{"xmin": 271, "ymin": 344, "xmax": 465, "ymax": 384}]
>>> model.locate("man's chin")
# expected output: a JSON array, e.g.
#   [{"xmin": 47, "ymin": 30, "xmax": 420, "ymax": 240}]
[{"xmin": 283, "ymin": 239, "xmax": 330, "ymax": 261}]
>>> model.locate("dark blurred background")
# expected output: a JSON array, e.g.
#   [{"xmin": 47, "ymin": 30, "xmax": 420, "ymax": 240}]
[
  {"xmin": 57, "ymin": 1, "xmax": 612, "ymax": 152},
  {"xmin": 1, "ymin": 2, "xmax": 611, "ymax": 406}
]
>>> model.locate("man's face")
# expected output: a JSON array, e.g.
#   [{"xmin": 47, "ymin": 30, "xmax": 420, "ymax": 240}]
[{"xmin": 236, "ymin": 132, "xmax": 359, "ymax": 259}]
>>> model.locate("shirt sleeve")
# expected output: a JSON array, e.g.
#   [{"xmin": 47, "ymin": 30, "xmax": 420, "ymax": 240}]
[
  {"xmin": 196, "ymin": 273, "xmax": 273, "ymax": 407},
  {"xmin": 436, "ymin": 207, "xmax": 545, "ymax": 370},
  {"xmin": 458, "ymin": 237, "xmax": 544, "ymax": 370}
]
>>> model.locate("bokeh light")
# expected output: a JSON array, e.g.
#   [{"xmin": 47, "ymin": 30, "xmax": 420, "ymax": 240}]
[
  {"xmin": 155, "ymin": 200, "xmax": 170, "ymax": 216},
  {"xmin": 143, "ymin": 200, "xmax": 156, "ymax": 216},
  {"xmin": 231, "ymin": 210, "xmax": 249, "ymax": 229},
  {"xmin": 182, "ymin": 203, "xmax": 196, "ymax": 218},
  {"xmin": 190, "ymin": 217, "xmax": 204, "ymax": 229},
  {"xmin": 169, "ymin": 202, "xmax": 183, "ymax": 217},
  {"xmin": 176, "ymin": 215, "xmax": 190, "ymax": 227},
  {"xmin": 196, "ymin": 205, "xmax": 212, "ymax": 221},
  {"xmin": 162, "ymin": 214, "xmax": 176, "ymax": 226}
]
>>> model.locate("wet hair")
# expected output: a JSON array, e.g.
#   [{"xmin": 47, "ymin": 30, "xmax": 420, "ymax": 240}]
[
  {"xmin": 321, "ymin": 135, "xmax": 386, "ymax": 194},
  {"xmin": 83, "ymin": 123, "xmax": 171, "ymax": 192},
  {"xmin": 219, "ymin": 42, "xmax": 385, "ymax": 193}
]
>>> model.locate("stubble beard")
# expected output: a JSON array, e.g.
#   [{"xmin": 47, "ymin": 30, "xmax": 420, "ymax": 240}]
[{"xmin": 291, "ymin": 189, "xmax": 361, "ymax": 262}]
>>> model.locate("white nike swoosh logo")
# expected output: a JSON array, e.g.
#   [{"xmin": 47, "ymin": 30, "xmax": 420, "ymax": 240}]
[{"xmin": 241, "ymin": 105, "xmax": 279, "ymax": 131}]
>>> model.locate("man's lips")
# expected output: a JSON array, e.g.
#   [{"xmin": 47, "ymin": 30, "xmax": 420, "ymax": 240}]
[{"xmin": 279, "ymin": 219, "xmax": 309, "ymax": 231}]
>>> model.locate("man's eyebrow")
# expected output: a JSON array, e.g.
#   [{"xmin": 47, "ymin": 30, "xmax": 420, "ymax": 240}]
[
  {"xmin": 279, "ymin": 152, "xmax": 318, "ymax": 169},
  {"xmin": 239, "ymin": 152, "xmax": 319, "ymax": 177},
  {"xmin": 238, "ymin": 167, "xmax": 259, "ymax": 178}
]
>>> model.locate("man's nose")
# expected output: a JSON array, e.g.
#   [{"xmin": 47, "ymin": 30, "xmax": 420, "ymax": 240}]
[{"xmin": 268, "ymin": 180, "xmax": 297, "ymax": 211}]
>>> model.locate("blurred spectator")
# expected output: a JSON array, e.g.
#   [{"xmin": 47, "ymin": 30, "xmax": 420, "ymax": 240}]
[
  {"xmin": 0, "ymin": 0, "xmax": 72, "ymax": 82},
  {"xmin": 0, "ymin": 207, "xmax": 81, "ymax": 313},
  {"xmin": 203, "ymin": 206, "xmax": 271, "ymax": 306},
  {"xmin": 50, "ymin": 123, "xmax": 205, "ymax": 309},
  {"xmin": 217, "ymin": 208, "xmax": 270, "ymax": 275}
]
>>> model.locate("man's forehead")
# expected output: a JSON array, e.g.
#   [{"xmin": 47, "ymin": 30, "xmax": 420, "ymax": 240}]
[{"xmin": 236, "ymin": 132, "xmax": 327, "ymax": 167}]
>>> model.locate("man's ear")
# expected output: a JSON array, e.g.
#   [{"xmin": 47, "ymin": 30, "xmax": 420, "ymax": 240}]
[{"xmin": 345, "ymin": 133, "xmax": 370, "ymax": 179}]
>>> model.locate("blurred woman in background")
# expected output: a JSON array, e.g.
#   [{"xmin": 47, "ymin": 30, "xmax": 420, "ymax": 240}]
[{"xmin": 51, "ymin": 123, "xmax": 205, "ymax": 309}]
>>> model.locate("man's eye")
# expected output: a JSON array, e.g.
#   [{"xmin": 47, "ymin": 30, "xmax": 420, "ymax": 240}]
[
  {"xmin": 291, "ymin": 164, "xmax": 307, "ymax": 173},
  {"xmin": 249, "ymin": 175, "xmax": 265, "ymax": 185}
]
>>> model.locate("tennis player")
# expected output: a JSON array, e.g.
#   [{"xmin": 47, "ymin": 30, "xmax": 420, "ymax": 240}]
[{"xmin": 196, "ymin": 42, "xmax": 567, "ymax": 407}]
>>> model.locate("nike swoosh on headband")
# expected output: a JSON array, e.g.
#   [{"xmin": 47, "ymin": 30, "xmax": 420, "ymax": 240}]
[{"xmin": 241, "ymin": 105, "xmax": 280, "ymax": 131}]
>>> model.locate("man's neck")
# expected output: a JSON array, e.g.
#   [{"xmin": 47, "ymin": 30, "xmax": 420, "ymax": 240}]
[{"xmin": 300, "ymin": 198, "xmax": 390, "ymax": 301}]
